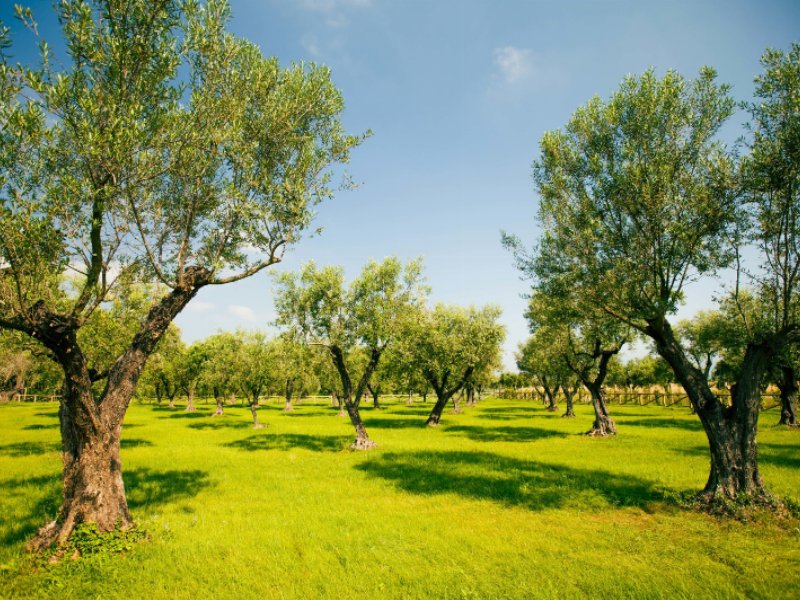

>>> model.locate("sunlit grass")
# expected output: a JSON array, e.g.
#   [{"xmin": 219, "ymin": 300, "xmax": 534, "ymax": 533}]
[{"xmin": 1, "ymin": 397, "xmax": 798, "ymax": 599}]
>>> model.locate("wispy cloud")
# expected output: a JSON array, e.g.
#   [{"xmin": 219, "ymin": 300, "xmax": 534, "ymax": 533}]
[
  {"xmin": 488, "ymin": 47, "xmax": 565, "ymax": 99},
  {"xmin": 228, "ymin": 304, "xmax": 256, "ymax": 321},
  {"xmin": 301, "ymin": 34, "xmax": 322, "ymax": 57},
  {"xmin": 493, "ymin": 46, "xmax": 534, "ymax": 85}
]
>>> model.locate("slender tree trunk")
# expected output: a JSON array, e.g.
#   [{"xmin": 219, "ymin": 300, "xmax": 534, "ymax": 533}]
[
  {"xmin": 562, "ymin": 384, "xmax": 576, "ymax": 418},
  {"xmin": 426, "ymin": 391, "xmax": 451, "ymax": 426},
  {"xmin": 368, "ymin": 383, "xmax": 382, "ymax": 409},
  {"xmin": 250, "ymin": 396, "xmax": 265, "ymax": 429},
  {"xmin": 777, "ymin": 366, "xmax": 798, "ymax": 426},
  {"xmin": 336, "ymin": 393, "xmax": 345, "ymax": 417},
  {"xmin": 646, "ymin": 318, "xmax": 777, "ymax": 501},
  {"xmin": 284, "ymin": 380, "xmax": 294, "ymax": 411},
  {"xmin": 452, "ymin": 391, "xmax": 463, "ymax": 414},
  {"xmin": 406, "ymin": 390, "xmax": 414, "ymax": 405},
  {"xmin": 167, "ymin": 392, "xmax": 175, "ymax": 409},
  {"xmin": 185, "ymin": 385, "xmax": 197, "ymax": 412}
]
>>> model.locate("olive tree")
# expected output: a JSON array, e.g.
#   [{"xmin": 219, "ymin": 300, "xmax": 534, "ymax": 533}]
[
  {"xmin": 507, "ymin": 63, "xmax": 800, "ymax": 503},
  {"xmin": 401, "ymin": 304, "xmax": 505, "ymax": 426},
  {"xmin": 0, "ymin": 0, "xmax": 362, "ymax": 548},
  {"xmin": 274, "ymin": 258, "xmax": 426, "ymax": 449}
]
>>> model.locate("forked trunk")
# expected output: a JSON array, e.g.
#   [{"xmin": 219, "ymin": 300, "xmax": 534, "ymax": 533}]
[
  {"xmin": 777, "ymin": 366, "xmax": 798, "ymax": 426},
  {"xmin": 21, "ymin": 270, "xmax": 206, "ymax": 550},
  {"xmin": 646, "ymin": 318, "xmax": 778, "ymax": 502}
]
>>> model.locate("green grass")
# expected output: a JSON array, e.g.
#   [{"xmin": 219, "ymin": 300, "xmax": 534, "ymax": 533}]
[{"xmin": 1, "ymin": 398, "xmax": 799, "ymax": 599}]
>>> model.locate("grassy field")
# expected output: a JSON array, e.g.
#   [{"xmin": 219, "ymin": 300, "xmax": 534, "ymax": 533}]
[{"xmin": 0, "ymin": 397, "xmax": 799, "ymax": 599}]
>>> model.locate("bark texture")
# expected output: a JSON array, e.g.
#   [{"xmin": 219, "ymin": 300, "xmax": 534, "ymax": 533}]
[
  {"xmin": 425, "ymin": 366, "xmax": 473, "ymax": 426},
  {"xmin": 20, "ymin": 272, "xmax": 206, "ymax": 550},
  {"xmin": 777, "ymin": 366, "xmax": 799, "ymax": 426},
  {"xmin": 645, "ymin": 318, "xmax": 785, "ymax": 501}
]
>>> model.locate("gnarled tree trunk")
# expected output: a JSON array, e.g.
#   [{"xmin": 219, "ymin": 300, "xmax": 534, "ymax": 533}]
[
  {"xmin": 586, "ymin": 383, "xmax": 616, "ymax": 436},
  {"xmin": 249, "ymin": 397, "xmax": 265, "ymax": 429},
  {"xmin": 646, "ymin": 318, "xmax": 780, "ymax": 501},
  {"xmin": 21, "ymin": 278, "xmax": 203, "ymax": 550}
]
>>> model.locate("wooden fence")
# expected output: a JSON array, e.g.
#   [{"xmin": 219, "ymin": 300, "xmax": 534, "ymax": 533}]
[{"xmin": 498, "ymin": 387, "xmax": 783, "ymax": 411}]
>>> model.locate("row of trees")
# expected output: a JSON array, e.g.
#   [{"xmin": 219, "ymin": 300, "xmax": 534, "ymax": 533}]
[{"xmin": 506, "ymin": 44, "xmax": 800, "ymax": 504}]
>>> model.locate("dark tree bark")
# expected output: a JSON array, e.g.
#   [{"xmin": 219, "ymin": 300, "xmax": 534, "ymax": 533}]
[
  {"xmin": 284, "ymin": 379, "xmax": 294, "ymax": 411},
  {"xmin": 644, "ymin": 318, "xmax": 788, "ymax": 501},
  {"xmin": 328, "ymin": 345, "xmax": 381, "ymax": 449},
  {"xmin": 367, "ymin": 382, "xmax": 382, "ymax": 409},
  {"xmin": 777, "ymin": 365, "xmax": 799, "ymax": 426},
  {"xmin": 425, "ymin": 366, "xmax": 473, "ymax": 426},
  {"xmin": 538, "ymin": 376, "xmax": 560, "ymax": 411},
  {"xmin": 562, "ymin": 381, "xmax": 578, "ymax": 418},
  {"xmin": 566, "ymin": 340, "xmax": 622, "ymax": 436},
  {"xmin": 5, "ymin": 272, "xmax": 208, "ymax": 551}
]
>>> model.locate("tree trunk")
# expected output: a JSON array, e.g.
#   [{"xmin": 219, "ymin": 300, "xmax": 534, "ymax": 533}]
[
  {"xmin": 250, "ymin": 398, "xmax": 265, "ymax": 429},
  {"xmin": 406, "ymin": 391, "xmax": 414, "ymax": 405},
  {"xmin": 336, "ymin": 393, "xmax": 346, "ymax": 417},
  {"xmin": 12, "ymin": 271, "xmax": 207, "ymax": 551},
  {"xmin": 645, "ymin": 318, "xmax": 777, "ymax": 502},
  {"xmin": 346, "ymin": 401, "xmax": 376, "ymax": 450},
  {"xmin": 426, "ymin": 391, "xmax": 451, "ymax": 426},
  {"xmin": 777, "ymin": 366, "xmax": 798, "ymax": 426},
  {"xmin": 586, "ymin": 383, "xmax": 616, "ymax": 436},
  {"xmin": 562, "ymin": 385, "xmax": 576, "ymax": 418},
  {"xmin": 284, "ymin": 380, "xmax": 294, "ymax": 411},
  {"xmin": 167, "ymin": 394, "xmax": 175, "ymax": 409},
  {"xmin": 185, "ymin": 386, "xmax": 197, "ymax": 412},
  {"xmin": 368, "ymin": 383, "xmax": 381, "ymax": 409},
  {"xmin": 213, "ymin": 393, "xmax": 224, "ymax": 416}
]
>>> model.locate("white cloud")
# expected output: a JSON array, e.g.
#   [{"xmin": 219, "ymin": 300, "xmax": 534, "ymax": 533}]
[
  {"xmin": 301, "ymin": 34, "xmax": 322, "ymax": 57},
  {"xmin": 229, "ymin": 304, "xmax": 256, "ymax": 321},
  {"xmin": 493, "ymin": 46, "xmax": 534, "ymax": 85},
  {"xmin": 188, "ymin": 301, "xmax": 215, "ymax": 312}
]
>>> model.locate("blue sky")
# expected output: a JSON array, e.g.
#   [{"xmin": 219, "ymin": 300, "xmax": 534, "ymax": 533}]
[{"xmin": 3, "ymin": 1, "xmax": 799, "ymax": 369}]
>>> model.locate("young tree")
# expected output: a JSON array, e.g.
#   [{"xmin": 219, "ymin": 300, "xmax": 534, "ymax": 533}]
[
  {"xmin": 402, "ymin": 304, "xmax": 505, "ymax": 426},
  {"xmin": 0, "ymin": 0, "xmax": 362, "ymax": 548},
  {"xmin": 178, "ymin": 340, "xmax": 211, "ymax": 412},
  {"xmin": 234, "ymin": 331, "xmax": 273, "ymax": 428},
  {"xmin": 271, "ymin": 334, "xmax": 316, "ymax": 412},
  {"xmin": 202, "ymin": 332, "xmax": 241, "ymax": 416},
  {"xmin": 274, "ymin": 258, "xmax": 426, "ymax": 449},
  {"xmin": 508, "ymin": 63, "xmax": 799, "ymax": 503}
]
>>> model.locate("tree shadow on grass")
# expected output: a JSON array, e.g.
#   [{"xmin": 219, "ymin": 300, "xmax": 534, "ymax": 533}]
[
  {"xmin": 162, "ymin": 411, "xmax": 208, "ymax": 420},
  {"xmin": 187, "ymin": 419, "xmax": 253, "ymax": 430},
  {"xmin": 224, "ymin": 433, "xmax": 350, "ymax": 453},
  {"xmin": 23, "ymin": 423, "xmax": 54, "ymax": 431},
  {"xmin": 444, "ymin": 425, "xmax": 567, "ymax": 443},
  {"xmin": 356, "ymin": 450, "xmax": 663, "ymax": 512},
  {"xmin": 121, "ymin": 438, "xmax": 155, "ymax": 449},
  {"xmin": 0, "ymin": 441, "xmax": 60, "ymax": 457},
  {"xmin": 124, "ymin": 467, "xmax": 212, "ymax": 509},
  {"xmin": 757, "ymin": 442, "xmax": 800, "ymax": 470},
  {"xmin": 363, "ymin": 417, "xmax": 426, "ymax": 429},
  {"xmin": 0, "ymin": 467, "xmax": 212, "ymax": 546},
  {"xmin": 619, "ymin": 418, "xmax": 703, "ymax": 432}
]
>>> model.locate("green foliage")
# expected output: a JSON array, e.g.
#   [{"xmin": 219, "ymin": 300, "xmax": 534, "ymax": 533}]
[
  {"xmin": 507, "ymin": 67, "xmax": 736, "ymax": 327},
  {"xmin": 60, "ymin": 522, "xmax": 147, "ymax": 559}
]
